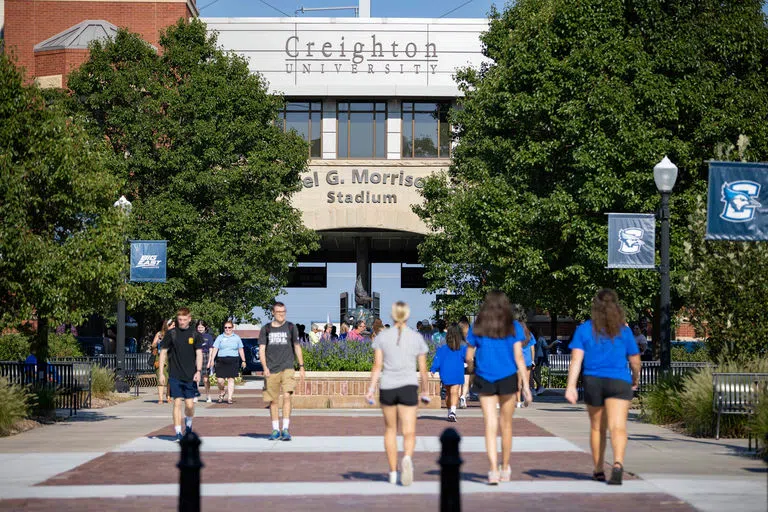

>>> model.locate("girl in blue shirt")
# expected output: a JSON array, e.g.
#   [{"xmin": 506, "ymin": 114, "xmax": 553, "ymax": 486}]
[
  {"xmin": 208, "ymin": 321, "xmax": 246, "ymax": 404},
  {"xmin": 566, "ymin": 289, "xmax": 641, "ymax": 486},
  {"xmin": 466, "ymin": 291, "xmax": 532, "ymax": 485},
  {"xmin": 430, "ymin": 324, "xmax": 468, "ymax": 422}
]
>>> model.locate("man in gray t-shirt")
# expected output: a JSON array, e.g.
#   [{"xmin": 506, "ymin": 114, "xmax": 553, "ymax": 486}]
[{"xmin": 258, "ymin": 302, "xmax": 304, "ymax": 441}]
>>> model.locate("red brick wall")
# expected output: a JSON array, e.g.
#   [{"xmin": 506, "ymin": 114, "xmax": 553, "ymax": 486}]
[
  {"xmin": 4, "ymin": 0, "xmax": 194, "ymax": 81},
  {"xmin": 34, "ymin": 49, "xmax": 90, "ymax": 77}
]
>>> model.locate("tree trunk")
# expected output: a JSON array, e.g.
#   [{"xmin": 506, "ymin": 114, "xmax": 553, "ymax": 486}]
[{"xmin": 34, "ymin": 316, "xmax": 50, "ymax": 362}]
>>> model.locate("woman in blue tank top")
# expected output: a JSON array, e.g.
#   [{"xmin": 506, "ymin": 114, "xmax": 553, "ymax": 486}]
[{"xmin": 565, "ymin": 289, "xmax": 641, "ymax": 485}]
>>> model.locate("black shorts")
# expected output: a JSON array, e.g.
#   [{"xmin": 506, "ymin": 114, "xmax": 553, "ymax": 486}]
[
  {"xmin": 583, "ymin": 375, "xmax": 633, "ymax": 406},
  {"xmin": 379, "ymin": 385, "xmax": 418, "ymax": 406},
  {"xmin": 472, "ymin": 374, "xmax": 519, "ymax": 396},
  {"xmin": 169, "ymin": 377, "xmax": 200, "ymax": 399}
]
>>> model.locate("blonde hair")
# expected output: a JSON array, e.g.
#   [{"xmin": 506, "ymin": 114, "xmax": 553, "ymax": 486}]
[{"xmin": 391, "ymin": 301, "xmax": 410, "ymax": 324}]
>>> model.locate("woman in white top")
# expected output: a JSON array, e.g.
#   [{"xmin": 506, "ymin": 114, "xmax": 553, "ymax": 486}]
[{"xmin": 365, "ymin": 301, "xmax": 430, "ymax": 487}]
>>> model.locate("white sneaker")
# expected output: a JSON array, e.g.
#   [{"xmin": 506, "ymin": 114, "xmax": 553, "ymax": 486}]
[
  {"xmin": 193, "ymin": 397, "xmax": 198, "ymax": 403},
  {"xmin": 401, "ymin": 455, "xmax": 414, "ymax": 486},
  {"xmin": 206, "ymin": 396, "xmax": 212, "ymax": 403},
  {"xmin": 496, "ymin": 403, "xmax": 500, "ymax": 410},
  {"xmin": 516, "ymin": 402, "xmax": 523, "ymax": 408},
  {"xmin": 459, "ymin": 396, "xmax": 467, "ymax": 409},
  {"xmin": 388, "ymin": 471, "xmax": 398, "ymax": 485}
]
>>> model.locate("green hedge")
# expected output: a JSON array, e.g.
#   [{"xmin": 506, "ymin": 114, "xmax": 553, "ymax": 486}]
[{"xmin": 0, "ymin": 334, "xmax": 30, "ymax": 361}]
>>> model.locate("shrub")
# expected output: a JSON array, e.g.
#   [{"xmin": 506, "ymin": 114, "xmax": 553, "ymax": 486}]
[
  {"xmin": 91, "ymin": 366, "xmax": 116, "ymax": 398},
  {"xmin": 0, "ymin": 377, "xmax": 30, "ymax": 435},
  {"xmin": 641, "ymin": 374, "xmax": 684, "ymax": 425},
  {"xmin": 0, "ymin": 333, "xmax": 31, "ymax": 361},
  {"xmin": 539, "ymin": 367, "xmax": 567, "ymax": 388},
  {"xmin": 671, "ymin": 346, "xmax": 711, "ymax": 363},
  {"xmin": 29, "ymin": 382, "xmax": 58, "ymax": 418},
  {"xmin": 49, "ymin": 333, "xmax": 84, "ymax": 358},
  {"xmin": 301, "ymin": 336, "xmax": 442, "ymax": 372}
]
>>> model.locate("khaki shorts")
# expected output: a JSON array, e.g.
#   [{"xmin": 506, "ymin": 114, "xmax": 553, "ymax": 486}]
[{"xmin": 264, "ymin": 369, "xmax": 296, "ymax": 402}]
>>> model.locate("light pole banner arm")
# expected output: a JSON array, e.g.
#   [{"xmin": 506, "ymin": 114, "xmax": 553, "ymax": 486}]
[
  {"xmin": 607, "ymin": 213, "xmax": 656, "ymax": 269},
  {"xmin": 130, "ymin": 240, "xmax": 168, "ymax": 282},
  {"xmin": 706, "ymin": 161, "xmax": 768, "ymax": 241}
]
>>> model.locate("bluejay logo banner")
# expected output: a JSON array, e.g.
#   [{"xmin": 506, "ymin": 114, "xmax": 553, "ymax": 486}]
[
  {"xmin": 706, "ymin": 161, "xmax": 768, "ymax": 240},
  {"xmin": 607, "ymin": 214, "xmax": 656, "ymax": 269},
  {"xmin": 130, "ymin": 240, "xmax": 167, "ymax": 282}
]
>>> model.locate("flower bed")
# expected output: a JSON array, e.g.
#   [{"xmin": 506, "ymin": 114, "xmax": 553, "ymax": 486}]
[{"xmin": 301, "ymin": 336, "xmax": 439, "ymax": 372}]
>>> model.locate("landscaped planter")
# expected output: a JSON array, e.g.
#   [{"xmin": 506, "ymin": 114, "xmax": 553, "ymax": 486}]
[{"xmin": 292, "ymin": 371, "xmax": 442, "ymax": 409}]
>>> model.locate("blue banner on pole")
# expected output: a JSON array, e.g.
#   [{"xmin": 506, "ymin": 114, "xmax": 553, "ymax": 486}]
[
  {"xmin": 130, "ymin": 240, "xmax": 167, "ymax": 282},
  {"xmin": 706, "ymin": 161, "xmax": 768, "ymax": 241},
  {"xmin": 607, "ymin": 213, "xmax": 656, "ymax": 269}
]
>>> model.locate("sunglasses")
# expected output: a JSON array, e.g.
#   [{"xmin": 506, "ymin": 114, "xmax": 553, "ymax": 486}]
[{"xmin": 224, "ymin": 326, "xmax": 234, "ymax": 330}]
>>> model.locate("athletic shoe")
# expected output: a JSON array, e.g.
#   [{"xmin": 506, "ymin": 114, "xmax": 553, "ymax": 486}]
[
  {"xmin": 281, "ymin": 429, "xmax": 292, "ymax": 441},
  {"xmin": 401, "ymin": 455, "xmax": 414, "ymax": 486},
  {"xmin": 388, "ymin": 471, "xmax": 398, "ymax": 485},
  {"xmin": 175, "ymin": 433, "xmax": 183, "ymax": 443},
  {"xmin": 206, "ymin": 396, "xmax": 212, "ymax": 403},
  {"xmin": 459, "ymin": 396, "xmax": 467, "ymax": 409},
  {"xmin": 516, "ymin": 402, "xmax": 524, "ymax": 408},
  {"xmin": 447, "ymin": 411, "xmax": 457, "ymax": 422},
  {"xmin": 500, "ymin": 465, "xmax": 511, "ymax": 482},
  {"xmin": 487, "ymin": 470, "xmax": 499, "ymax": 485},
  {"xmin": 193, "ymin": 396, "xmax": 198, "ymax": 403},
  {"xmin": 268, "ymin": 429, "xmax": 281, "ymax": 441}
]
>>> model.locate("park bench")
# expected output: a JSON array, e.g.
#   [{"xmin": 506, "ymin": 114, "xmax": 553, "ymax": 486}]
[
  {"xmin": 712, "ymin": 372, "xmax": 768, "ymax": 449},
  {"xmin": 545, "ymin": 353, "xmax": 571, "ymax": 388}
]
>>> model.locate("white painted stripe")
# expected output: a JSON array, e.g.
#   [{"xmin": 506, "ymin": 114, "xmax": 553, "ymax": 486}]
[
  {"xmin": 0, "ymin": 480, "xmax": 660, "ymax": 500},
  {"xmin": 0, "ymin": 453, "xmax": 104, "ymax": 487},
  {"xmin": 115, "ymin": 435, "xmax": 582, "ymax": 453}
]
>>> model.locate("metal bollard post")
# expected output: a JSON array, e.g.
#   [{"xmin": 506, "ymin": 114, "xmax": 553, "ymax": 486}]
[
  {"xmin": 439, "ymin": 427, "xmax": 463, "ymax": 512},
  {"xmin": 178, "ymin": 431, "xmax": 204, "ymax": 512}
]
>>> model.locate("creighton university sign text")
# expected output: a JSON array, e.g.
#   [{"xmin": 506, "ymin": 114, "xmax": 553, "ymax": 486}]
[{"xmin": 285, "ymin": 35, "xmax": 439, "ymax": 75}]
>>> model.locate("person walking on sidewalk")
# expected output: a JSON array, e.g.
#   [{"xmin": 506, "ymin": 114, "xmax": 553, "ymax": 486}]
[
  {"xmin": 258, "ymin": 302, "xmax": 305, "ymax": 441},
  {"xmin": 565, "ymin": 289, "xmax": 641, "ymax": 485},
  {"xmin": 466, "ymin": 291, "xmax": 532, "ymax": 485},
  {"xmin": 151, "ymin": 319, "xmax": 174, "ymax": 404},
  {"xmin": 430, "ymin": 324, "xmax": 467, "ymax": 422},
  {"xmin": 458, "ymin": 316, "xmax": 472, "ymax": 409},
  {"xmin": 196, "ymin": 320, "xmax": 214, "ymax": 403},
  {"xmin": 158, "ymin": 308, "xmax": 203, "ymax": 442},
  {"xmin": 209, "ymin": 321, "xmax": 246, "ymax": 404},
  {"xmin": 366, "ymin": 301, "xmax": 430, "ymax": 486}
]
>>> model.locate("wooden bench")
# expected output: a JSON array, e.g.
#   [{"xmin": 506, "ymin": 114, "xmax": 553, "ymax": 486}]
[{"xmin": 712, "ymin": 372, "xmax": 768, "ymax": 449}]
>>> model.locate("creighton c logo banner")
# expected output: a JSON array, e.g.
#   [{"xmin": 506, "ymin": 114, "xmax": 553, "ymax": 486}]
[
  {"xmin": 607, "ymin": 214, "xmax": 656, "ymax": 269},
  {"xmin": 130, "ymin": 240, "xmax": 167, "ymax": 282},
  {"xmin": 706, "ymin": 162, "xmax": 768, "ymax": 240}
]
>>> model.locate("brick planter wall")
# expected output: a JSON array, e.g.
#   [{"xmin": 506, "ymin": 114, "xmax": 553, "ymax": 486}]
[{"xmin": 292, "ymin": 372, "xmax": 442, "ymax": 409}]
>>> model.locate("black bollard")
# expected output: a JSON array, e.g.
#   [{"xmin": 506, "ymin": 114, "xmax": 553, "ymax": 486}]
[
  {"xmin": 439, "ymin": 427, "xmax": 463, "ymax": 512},
  {"xmin": 178, "ymin": 430, "xmax": 204, "ymax": 512}
]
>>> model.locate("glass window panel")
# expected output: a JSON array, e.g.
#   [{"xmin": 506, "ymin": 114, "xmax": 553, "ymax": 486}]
[
  {"xmin": 415, "ymin": 102, "xmax": 439, "ymax": 112},
  {"xmin": 349, "ymin": 112, "xmax": 374, "ymax": 158},
  {"xmin": 402, "ymin": 114, "xmax": 413, "ymax": 158},
  {"xmin": 311, "ymin": 102, "xmax": 321, "ymax": 111},
  {"xmin": 311, "ymin": 112, "xmax": 322, "ymax": 158},
  {"xmin": 375, "ymin": 102, "xmax": 386, "ymax": 111},
  {"xmin": 285, "ymin": 112, "xmax": 309, "ymax": 142},
  {"xmin": 439, "ymin": 119, "xmax": 451, "ymax": 158},
  {"xmin": 338, "ymin": 112, "xmax": 349, "ymax": 157},
  {"xmin": 413, "ymin": 112, "xmax": 438, "ymax": 158},
  {"xmin": 375, "ymin": 116, "xmax": 386, "ymax": 158},
  {"xmin": 286, "ymin": 102, "xmax": 310, "ymax": 111},
  {"xmin": 349, "ymin": 102, "xmax": 373, "ymax": 111},
  {"xmin": 338, "ymin": 102, "xmax": 349, "ymax": 112}
]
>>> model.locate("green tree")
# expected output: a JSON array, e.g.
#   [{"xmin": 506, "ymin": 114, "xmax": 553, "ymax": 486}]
[
  {"xmin": 0, "ymin": 52, "xmax": 125, "ymax": 360},
  {"xmin": 66, "ymin": 19, "xmax": 318, "ymax": 328},
  {"xmin": 416, "ymin": 0, "xmax": 768, "ymax": 321}
]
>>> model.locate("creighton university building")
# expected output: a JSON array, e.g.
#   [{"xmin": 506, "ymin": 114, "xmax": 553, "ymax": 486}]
[{"xmin": 203, "ymin": 12, "xmax": 488, "ymax": 319}]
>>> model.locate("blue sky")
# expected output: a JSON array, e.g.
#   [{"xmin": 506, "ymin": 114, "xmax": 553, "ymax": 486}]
[{"xmin": 199, "ymin": 0, "xmax": 501, "ymax": 18}]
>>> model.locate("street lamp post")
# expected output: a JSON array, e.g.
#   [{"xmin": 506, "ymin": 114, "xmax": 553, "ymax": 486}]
[
  {"xmin": 114, "ymin": 196, "xmax": 132, "ymax": 391},
  {"xmin": 653, "ymin": 157, "xmax": 678, "ymax": 373}
]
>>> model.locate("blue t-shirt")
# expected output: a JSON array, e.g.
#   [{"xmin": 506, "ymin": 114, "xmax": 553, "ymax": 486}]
[
  {"xmin": 213, "ymin": 333, "xmax": 244, "ymax": 358},
  {"xmin": 523, "ymin": 332, "xmax": 535, "ymax": 367},
  {"xmin": 568, "ymin": 320, "xmax": 639, "ymax": 383},
  {"xmin": 466, "ymin": 321, "xmax": 525, "ymax": 382},
  {"xmin": 430, "ymin": 344, "xmax": 468, "ymax": 386}
]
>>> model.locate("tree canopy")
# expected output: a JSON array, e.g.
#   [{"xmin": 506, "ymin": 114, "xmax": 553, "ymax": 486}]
[
  {"xmin": 416, "ymin": 0, "xmax": 768, "ymax": 322},
  {"xmin": 0, "ymin": 52, "xmax": 125, "ymax": 359},
  {"xmin": 66, "ymin": 19, "xmax": 318, "ymax": 327}
]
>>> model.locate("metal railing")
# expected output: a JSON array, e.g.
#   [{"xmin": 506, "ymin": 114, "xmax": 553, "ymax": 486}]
[{"xmin": 0, "ymin": 361, "xmax": 91, "ymax": 415}]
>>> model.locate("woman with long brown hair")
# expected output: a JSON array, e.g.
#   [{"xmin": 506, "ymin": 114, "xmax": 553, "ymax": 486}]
[
  {"xmin": 466, "ymin": 291, "xmax": 531, "ymax": 485},
  {"xmin": 565, "ymin": 289, "xmax": 641, "ymax": 485},
  {"xmin": 365, "ymin": 301, "xmax": 430, "ymax": 486},
  {"xmin": 151, "ymin": 319, "xmax": 174, "ymax": 404}
]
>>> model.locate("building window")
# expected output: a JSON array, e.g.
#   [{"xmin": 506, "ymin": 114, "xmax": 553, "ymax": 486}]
[
  {"xmin": 401, "ymin": 102, "xmax": 451, "ymax": 158},
  {"xmin": 337, "ymin": 102, "xmax": 387, "ymax": 159},
  {"xmin": 279, "ymin": 101, "xmax": 322, "ymax": 158}
]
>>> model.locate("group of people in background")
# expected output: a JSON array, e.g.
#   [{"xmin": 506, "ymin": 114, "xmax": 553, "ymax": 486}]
[{"xmin": 153, "ymin": 288, "xmax": 641, "ymax": 488}]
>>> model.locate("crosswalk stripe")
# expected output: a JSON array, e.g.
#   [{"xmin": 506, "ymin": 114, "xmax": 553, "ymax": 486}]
[
  {"xmin": 116, "ymin": 435, "xmax": 582, "ymax": 453},
  {"xmin": 0, "ymin": 480, "xmax": 659, "ymax": 500}
]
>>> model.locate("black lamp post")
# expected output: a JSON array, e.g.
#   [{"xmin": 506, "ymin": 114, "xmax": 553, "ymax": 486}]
[
  {"xmin": 653, "ymin": 156, "xmax": 678, "ymax": 372},
  {"xmin": 113, "ymin": 195, "xmax": 132, "ymax": 390}
]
